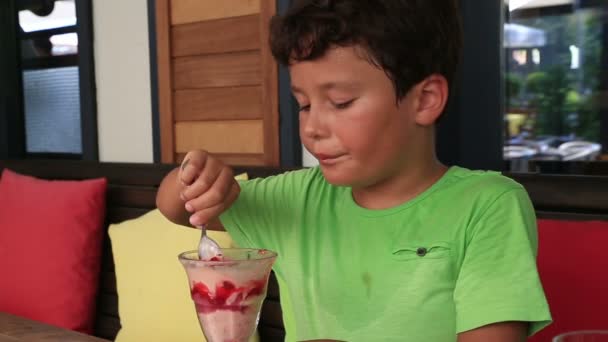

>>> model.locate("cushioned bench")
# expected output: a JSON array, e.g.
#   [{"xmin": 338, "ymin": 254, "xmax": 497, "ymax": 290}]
[
  {"xmin": 1, "ymin": 159, "xmax": 606, "ymax": 341},
  {"xmin": 505, "ymin": 170, "xmax": 608, "ymax": 341},
  {"xmin": 0, "ymin": 160, "xmax": 289, "ymax": 341}
]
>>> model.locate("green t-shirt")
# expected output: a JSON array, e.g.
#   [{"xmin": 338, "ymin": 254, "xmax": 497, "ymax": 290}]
[{"xmin": 220, "ymin": 166, "xmax": 551, "ymax": 341}]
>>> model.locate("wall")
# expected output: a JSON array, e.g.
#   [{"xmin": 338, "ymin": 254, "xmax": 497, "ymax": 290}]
[
  {"xmin": 302, "ymin": 144, "xmax": 318, "ymax": 167},
  {"xmin": 93, "ymin": 0, "xmax": 154, "ymax": 163},
  {"xmin": 91, "ymin": 0, "xmax": 312, "ymax": 166}
]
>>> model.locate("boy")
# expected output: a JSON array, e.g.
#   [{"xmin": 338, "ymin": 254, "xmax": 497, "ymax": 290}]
[{"xmin": 156, "ymin": 1, "xmax": 551, "ymax": 341}]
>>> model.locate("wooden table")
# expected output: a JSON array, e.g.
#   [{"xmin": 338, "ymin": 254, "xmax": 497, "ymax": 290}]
[{"xmin": 0, "ymin": 312, "xmax": 109, "ymax": 341}]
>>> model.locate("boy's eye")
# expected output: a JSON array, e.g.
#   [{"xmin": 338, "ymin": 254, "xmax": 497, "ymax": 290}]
[
  {"xmin": 333, "ymin": 99, "xmax": 355, "ymax": 110},
  {"xmin": 298, "ymin": 104, "xmax": 310, "ymax": 112}
]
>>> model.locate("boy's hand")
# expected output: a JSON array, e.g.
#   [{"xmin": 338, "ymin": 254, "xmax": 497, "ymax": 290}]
[{"xmin": 178, "ymin": 150, "xmax": 240, "ymax": 227}]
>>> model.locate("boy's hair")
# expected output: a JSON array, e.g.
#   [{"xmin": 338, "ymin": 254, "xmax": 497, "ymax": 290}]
[{"xmin": 270, "ymin": 0, "xmax": 463, "ymax": 100}]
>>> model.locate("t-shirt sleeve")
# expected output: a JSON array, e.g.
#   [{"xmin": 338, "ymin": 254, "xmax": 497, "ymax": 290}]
[
  {"xmin": 219, "ymin": 169, "xmax": 312, "ymax": 256},
  {"xmin": 453, "ymin": 186, "xmax": 552, "ymax": 336}
]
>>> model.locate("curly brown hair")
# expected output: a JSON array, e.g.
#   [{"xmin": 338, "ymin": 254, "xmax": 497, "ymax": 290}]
[{"xmin": 270, "ymin": 0, "xmax": 463, "ymax": 100}]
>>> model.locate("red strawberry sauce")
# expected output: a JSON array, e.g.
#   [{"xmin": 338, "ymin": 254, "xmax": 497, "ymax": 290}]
[{"xmin": 190, "ymin": 279, "xmax": 266, "ymax": 313}]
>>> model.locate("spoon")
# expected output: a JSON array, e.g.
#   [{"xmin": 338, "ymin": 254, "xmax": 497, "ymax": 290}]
[
  {"xmin": 180, "ymin": 158, "xmax": 223, "ymax": 260},
  {"xmin": 197, "ymin": 224, "xmax": 222, "ymax": 260}
]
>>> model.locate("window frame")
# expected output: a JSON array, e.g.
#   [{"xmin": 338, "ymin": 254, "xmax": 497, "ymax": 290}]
[
  {"xmin": 0, "ymin": 0, "xmax": 26, "ymax": 159},
  {"xmin": 436, "ymin": 0, "xmax": 505, "ymax": 171},
  {"xmin": 0, "ymin": 0, "xmax": 98, "ymax": 160}
]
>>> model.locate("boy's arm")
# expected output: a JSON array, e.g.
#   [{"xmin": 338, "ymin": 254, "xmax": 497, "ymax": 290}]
[
  {"xmin": 457, "ymin": 322, "xmax": 527, "ymax": 342},
  {"xmin": 156, "ymin": 167, "xmax": 192, "ymax": 227},
  {"xmin": 453, "ymin": 187, "xmax": 551, "ymax": 337}
]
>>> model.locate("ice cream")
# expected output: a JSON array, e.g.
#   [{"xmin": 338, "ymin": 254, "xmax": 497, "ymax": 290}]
[{"xmin": 179, "ymin": 249, "xmax": 276, "ymax": 342}]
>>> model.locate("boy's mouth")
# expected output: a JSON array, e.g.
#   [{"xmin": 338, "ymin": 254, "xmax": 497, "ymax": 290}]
[{"xmin": 315, "ymin": 153, "xmax": 346, "ymax": 165}]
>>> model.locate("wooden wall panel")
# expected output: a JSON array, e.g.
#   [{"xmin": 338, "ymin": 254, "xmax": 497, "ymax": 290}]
[
  {"xmin": 175, "ymin": 153, "xmax": 266, "ymax": 166},
  {"xmin": 174, "ymin": 120, "xmax": 264, "ymax": 154},
  {"xmin": 171, "ymin": 0, "xmax": 260, "ymax": 25},
  {"xmin": 259, "ymin": 0, "xmax": 280, "ymax": 165},
  {"xmin": 157, "ymin": 0, "xmax": 279, "ymax": 166},
  {"xmin": 174, "ymin": 86, "xmax": 262, "ymax": 121},
  {"xmin": 173, "ymin": 51, "xmax": 261, "ymax": 89},
  {"xmin": 171, "ymin": 15, "xmax": 260, "ymax": 57}
]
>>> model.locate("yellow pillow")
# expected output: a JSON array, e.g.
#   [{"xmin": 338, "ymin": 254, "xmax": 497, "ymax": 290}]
[{"xmin": 110, "ymin": 173, "xmax": 258, "ymax": 342}]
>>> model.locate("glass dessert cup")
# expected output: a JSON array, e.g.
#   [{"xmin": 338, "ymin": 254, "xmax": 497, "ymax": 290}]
[{"xmin": 178, "ymin": 249, "xmax": 277, "ymax": 342}]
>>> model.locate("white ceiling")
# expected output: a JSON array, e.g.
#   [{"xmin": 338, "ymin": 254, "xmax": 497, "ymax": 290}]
[{"xmin": 18, "ymin": 0, "xmax": 76, "ymax": 33}]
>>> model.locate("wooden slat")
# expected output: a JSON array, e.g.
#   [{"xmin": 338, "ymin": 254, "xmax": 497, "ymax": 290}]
[
  {"xmin": 100, "ymin": 239, "xmax": 115, "ymax": 271},
  {"xmin": 101, "ymin": 254, "xmax": 114, "ymax": 272},
  {"xmin": 176, "ymin": 152, "xmax": 268, "ymax": 167},
  {"xmin": 106, "ymin": 206, "xmax": 151, "ymax": 224},
  {"xmin": 529, "ymin": 160, "xmax": 608, "ymax": 176},
  {"xmin": 505, "ymin": 173, "xmax": 608, "ymax": 213},
  {"xmin": 0, "ymin": 312, "xmax": 110, "ymax": 342},
  {"xmin": 173, "ymin": 51, "xmax": 261, "ymax": 89},
  {"xmin": 100, "ymin": 271, "xmax": 117, "ymax": 294},
  {"xmin": 260, "ymin": 300, "xmax": 284, "ymax": 329},
  {"xmin": 94, "ymin": 316, "xmax": 121, "ymax": 341},
  {"xmin": 0, "ymin": 160, "xmax": 296, "ymax": 186},
  {"xmin": 174, "ymin": 120, "xmax": 264, "ymax": 154},
  {"xmin": 258, "ymin": 326, "xmax": 286, "ymax": 342},
  {"xmin": 0, "ymin": 160, "xmax": 175, "ymax": 186},
  {"xmin": 0, "ymin": 333, "xmax": 19, "ymax": 341},
  {"xmin": 174, "ymin": 86, "xmax": 263, "ymax": 121},
  {"xmin": 536, "ymin": 211, "xmax": 608, "ymax": 221},
  {"xmin": 171, "ymin": 15, "xmax": 260, "ymax": 57},
  {"xmin": 266, "ymin": 272, "xmax": 280, "ymax": 300},
  {"xmin": 156, "ymin": 0, "xmax": 175, "ymax": 163},
  {"xmin": 259, "ymin": 0, "xmax": 280, "ymax": 166},
  {"xmin": 171, "ymin": 0, "xmax": 260, "ymax": 25},
  {"xmin": 107, "ymin": 185, "xmax": 158, "ymax": 208},
  {"xmin": 215, "ymin": 154, "xmax": 268, "ymax": 166},
  {"xmin": 98, "ymin": 293, "xmax": 119, "ymax": 318},
  {"xmin": 179, "ymin": 155, "xmax": 298, "ymax": 174}
]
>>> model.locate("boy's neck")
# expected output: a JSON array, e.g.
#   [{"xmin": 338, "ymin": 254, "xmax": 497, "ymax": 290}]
[{"xmin": 351, "ymin": 158, "xmax": 448, "ymax": 210}]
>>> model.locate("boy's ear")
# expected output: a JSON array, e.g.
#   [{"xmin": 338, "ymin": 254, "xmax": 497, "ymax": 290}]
[{"xmin": 413, "ymin": 74, "xmax": 449, "ymax": 126}]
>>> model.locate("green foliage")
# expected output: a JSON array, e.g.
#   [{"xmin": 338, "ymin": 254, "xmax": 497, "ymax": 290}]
[
  {"xmin": 525, "ymin": 72, "xmax": 548, "ymax": 96},
  {"xmin": 506, "ymin": 73, "xmax": 524, "ymax": 107},
  {"xmin": 575, "ymin": 93, "xmax": 601, "ymax": 141},
  {"xmin": 531, "ymin": 66, "xmax": 570, "ymax": 136},
  {"xmin": 564, "ymin": 90, "xmax": 581, "ymax": 113},
  {"xmin": 508, "ymin": 9, "xmax": 602, "ymax": 142}
]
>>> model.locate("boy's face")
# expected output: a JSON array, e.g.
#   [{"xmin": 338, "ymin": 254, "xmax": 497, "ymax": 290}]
[{"xmin": 290, "ymin": 45, "xmax": 423, "ymax": 187}]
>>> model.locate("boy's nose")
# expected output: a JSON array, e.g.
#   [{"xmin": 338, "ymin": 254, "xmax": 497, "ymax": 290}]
[{"xmin": 301, "ymin": 108, "xmax": 328, "ymax": 140}]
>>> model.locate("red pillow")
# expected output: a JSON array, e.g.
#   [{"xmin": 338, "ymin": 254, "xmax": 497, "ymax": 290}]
[
  {"xmin": 0, "ymin": 169, "xmax": 107, "ymax": 334},
  {"xmin": 529, "ymin": 219, "xmax": 608, "ymax": 342}
]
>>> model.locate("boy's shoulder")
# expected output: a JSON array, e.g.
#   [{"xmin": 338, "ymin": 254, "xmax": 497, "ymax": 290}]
[
  {"xmin": 269, "ymin": 166, "xmax": 322, "ymax": 182},
  {"xmin": 268, "ymin": 166, "xmax": 523, "ymax": 194},
  {"xmin": 433, "ymin": 167, "xmax": 535, "ymax": 233},
  {"xmin": 284, "ymin": 166, "xmax": 327, "ymax": 191},
  {"xmin": 250, "ymin": 166, "xmax": 325, "ymax": 191},
  {"xmin": 443, "ymin": 166, "xmax": 525, "ymax": 198}
]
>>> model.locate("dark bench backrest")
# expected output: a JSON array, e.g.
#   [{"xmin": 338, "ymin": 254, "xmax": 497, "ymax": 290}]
[
  {"xmin": 506, "ymin": 172, "xmax": 608, "ymax": 221},
  {"xmin": 1, "ymin": 160, "xmax": 606, "ymax": 341}
]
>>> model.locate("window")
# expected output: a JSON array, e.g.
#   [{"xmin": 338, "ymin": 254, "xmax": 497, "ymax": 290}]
[
  {"xmin": 503, "ymin": 0, "xmax": 607, "ymax": 170},
  {"xmin": 0, "ymin": 0, "xmax": 97, "ymax": 160}
]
